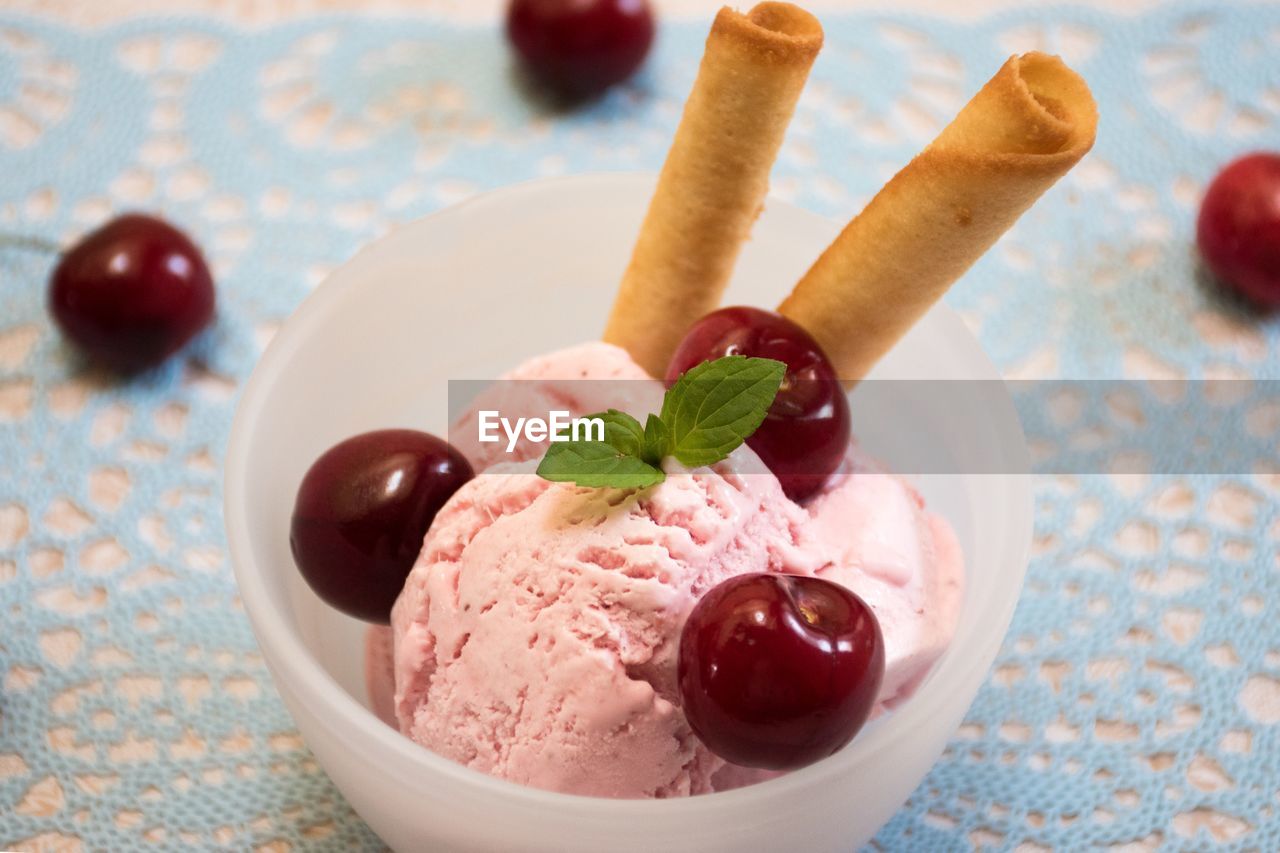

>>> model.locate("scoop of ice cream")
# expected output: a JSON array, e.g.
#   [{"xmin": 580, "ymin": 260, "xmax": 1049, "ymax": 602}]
[
  {"xmin": 390, "ymin": 450, "xmax": 827, "ymax": 797},
  {"xmin": 380, "ymin": 342, "xmax": 965, "ymax": 797},
  {"xmin": 451, "ymin": 341, "xmax": 663, "ymax": 473},
  {"xmin": 809, "ymin": 449, "xmax": 965, "ymax": 707}
]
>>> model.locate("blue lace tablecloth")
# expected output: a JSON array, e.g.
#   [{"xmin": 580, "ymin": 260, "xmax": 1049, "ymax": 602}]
[{"xmin": 2, "ymin": 4, "xmax": 1279, "ymax": 850}]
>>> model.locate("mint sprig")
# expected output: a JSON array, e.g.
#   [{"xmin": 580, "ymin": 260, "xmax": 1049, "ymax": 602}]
[
  {"xmin": 535, "ymin": 356, "xmax": 785, "ymax": 489},
  {"xmin": 661, "ymin": 355, "xmax": 788, "ymax": 468}
]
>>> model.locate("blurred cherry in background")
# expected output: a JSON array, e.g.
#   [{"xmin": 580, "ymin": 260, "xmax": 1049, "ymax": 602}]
[
  {"xmin": 507, "ymin": 0, "xmax": 655, "ymax": 100},
  {"xmin": 49, "ymin": 213, "xmax": 215, "ymax": 373},
  {"xmin": 1197, "ymin": 152, "xmax": 1280, "ymax": 310}
]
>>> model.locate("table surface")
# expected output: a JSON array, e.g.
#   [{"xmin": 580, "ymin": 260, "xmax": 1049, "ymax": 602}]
[{"xmin": 1, "ymin": 1, "xmax": 1278, "ymax": 851}]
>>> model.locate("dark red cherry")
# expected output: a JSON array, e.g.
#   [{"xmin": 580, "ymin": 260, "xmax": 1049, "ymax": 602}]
[
  {"xmin": 507, "ymin": 0, "xmax": 655, "ymax": 100},
  {"xmin": 678, "ymin": 573, "xmax": 885, "ymax": 770},
  {"xmin": 666, "ymin": 306, "xmax": 850, "ymax": 501},
  {"xmin": 290, "ymin": 430, "xmax": 473, "ymax": 624},
  {"xmin": 1197, "ymin": 152, "xmax": 1280, "ymax": 308},
  {"xmin": 49, "ymin": 213, "xmax": 215, "ymax": 372}
]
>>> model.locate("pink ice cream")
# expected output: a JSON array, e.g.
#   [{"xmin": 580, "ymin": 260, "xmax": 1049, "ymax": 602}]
[
  {"xmin": 391, "ymin": 451, "xmax": 824, "ymax": 796},
  {"xmin": 811, "ymin": 451, "xmax": 965, "ymax": 708},
  {"xmin": 371, "ymin": 342, "xmax": 964, "ymax": 797}
]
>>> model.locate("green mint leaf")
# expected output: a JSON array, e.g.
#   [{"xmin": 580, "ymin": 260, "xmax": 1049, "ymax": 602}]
[
  {"xmin": 536, "ymin": 441, "xmax": 665, "ymax": 489},
  {"xmin": 641, "ymin": 413, "xmax": 669, "ymax": 466},
  {"xmin": 659, "ymin": 355, "xmax": 785, "ymax": 468},
  {"xmin": 534, "ymin": 355, "xmax": 782, "ymax": 489},
  {"xmin": 586, "ymin": 409, "xmax": 645, "ymax": 458}
]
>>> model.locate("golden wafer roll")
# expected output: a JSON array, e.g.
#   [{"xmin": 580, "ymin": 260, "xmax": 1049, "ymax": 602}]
[
  {"xmin": 604, "ymin": 2, "xmax": 823, "ymax": 376},
  {"xmin": 779, "ymin": 51, "xmax": 1098, "ymax": 384}
]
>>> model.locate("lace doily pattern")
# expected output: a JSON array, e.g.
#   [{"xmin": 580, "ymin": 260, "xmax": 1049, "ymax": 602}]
[{"xmin": 2, "ymin": 5, "xmax": 1278, "ymax": 850}]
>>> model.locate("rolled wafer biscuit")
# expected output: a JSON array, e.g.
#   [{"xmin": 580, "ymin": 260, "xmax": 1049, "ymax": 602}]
[
  {"xmin": 779, "ymin": 51, "xmax": 1098, "ymax": 384},
  {"xmin": 604, "ymin": 2, "xmax": 823, "ymax": 377}
]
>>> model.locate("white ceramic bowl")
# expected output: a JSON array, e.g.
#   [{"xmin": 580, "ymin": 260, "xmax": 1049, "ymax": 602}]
[{"xmin": 225, "ymin": 174, "xmax": 1032, "ymax": 852}]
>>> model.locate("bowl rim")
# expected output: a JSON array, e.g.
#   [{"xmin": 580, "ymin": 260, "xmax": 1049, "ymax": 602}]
[{"xmin": 224, "ymin": 171, "xmax": 1033, "ymax": 817}]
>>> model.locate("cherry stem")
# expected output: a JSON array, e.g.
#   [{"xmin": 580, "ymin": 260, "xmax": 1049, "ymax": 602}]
[{"xmin": 0, "ymin": 234, "xmax": 62, "ymax": 255}]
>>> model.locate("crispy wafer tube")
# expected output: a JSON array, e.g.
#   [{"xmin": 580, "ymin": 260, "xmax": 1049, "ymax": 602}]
[
  {"xmin": 779, "ymin": 51, "xmax": 1097, "ymax": 385},
  {"xmin": 603, "ymin": 3, "xmax": 823, "ymax": 376}
]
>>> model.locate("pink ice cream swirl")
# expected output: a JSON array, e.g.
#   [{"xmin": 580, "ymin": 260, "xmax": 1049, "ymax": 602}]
[{"xmin": 368, "ymin": 342, "xmax": 964, "ymax": 798}]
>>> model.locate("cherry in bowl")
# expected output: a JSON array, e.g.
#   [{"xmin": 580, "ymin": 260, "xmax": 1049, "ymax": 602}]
[
  {"xmin": 678, "ymin": 573, "xmax": 885, "ymax": 771},
  {"xmin": 666, "ymin": 306, "xmax": 850, "ymax": 502},
  {"xmin": 1197, "ymin": 152, "xmax": 1280, "ymax": 309},
  {"xmin": 49, "ymin": 213, "xmax": 215, "ymax": 373},
  {"xmin": 290, "ymin": 430, "xmax": 473, "ymax": 624}
]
